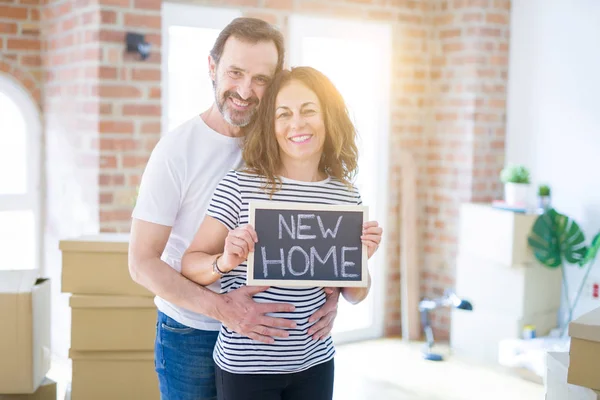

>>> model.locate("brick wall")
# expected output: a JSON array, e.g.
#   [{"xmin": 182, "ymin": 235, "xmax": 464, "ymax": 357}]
[
  {"xmin": 42, "ymin": 0, "xmax": 105, "ymax": 358},
  {"xmin": 0, "ymin": 1, "xmax": 42, "ymax": 106},
  {"xmin": 422, "ymin": 0, "xmax": 510, "ymax": 339},
  {"xmin": 95, "ymin": 0, "xmax": 162, "ymax": 232}
]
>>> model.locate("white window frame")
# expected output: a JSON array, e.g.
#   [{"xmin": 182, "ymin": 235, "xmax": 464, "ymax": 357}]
[
  {"xmin": 161, "ymin": 2, "xmax": 242, "ymax": 136},
  {"xmin": 0, "ymin": 73, "xmax": 43, "ymax": 272},
  {"xmin": 288, "ymin": 15, "xmax": 392, "ymax": 343}
]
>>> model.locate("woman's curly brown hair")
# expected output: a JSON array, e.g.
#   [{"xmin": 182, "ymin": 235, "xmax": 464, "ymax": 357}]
[{"xmin": 242, "ymin": 66, "xmax": 359, "ymax": 196}]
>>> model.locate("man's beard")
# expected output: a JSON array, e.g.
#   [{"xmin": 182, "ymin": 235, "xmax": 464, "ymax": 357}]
[{"xmin": 214, "ymin": 82, "xmax": 259, "ymax": 127}]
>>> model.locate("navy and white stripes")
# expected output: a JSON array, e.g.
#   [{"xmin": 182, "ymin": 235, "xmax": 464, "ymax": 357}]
[{"xmin": 206, "ymin": 170, "xmax": 362, "ymax": 374}]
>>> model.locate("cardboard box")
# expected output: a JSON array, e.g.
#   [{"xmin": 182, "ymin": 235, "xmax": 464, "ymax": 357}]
[
  {"xmin": 0, "ymin": 271, "xmax": 51, "ymax": 394},
  {"xmin": 450, "ymin": 307, "xmax": 558, "ymax": 364},
  {"xmin": 0, "ymin": 378, "xmax": 57, "ymax": 400},
  {"xmin": 568, "ymin": 307, "xmax": 600, "ymax": 390},
  {"xmin": 70, "ymin": 350, "xmax": 159, "ymax": 400},
  {"xmin": 457, "ymin": 203, "xmax": 538, "ymax": 266},
  {"xmin": 455, "ymin": 253, "xmax": 562, "ymax": 317},
  {"xmin": 70, "ymin": 295, "xmax": 157, "ymax": 351},
  {"xmin": 546, "ymin": 352, "xmax": 600, "ymax": 400},
  {"xmin": 59, "ymin": 234, "xmax": 152, "ymax": 297}
]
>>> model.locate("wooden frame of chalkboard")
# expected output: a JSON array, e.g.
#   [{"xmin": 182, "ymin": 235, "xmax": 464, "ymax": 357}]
[{"xmin": 247, "ymin": 200, "xmax": 369, "ymax": 288}]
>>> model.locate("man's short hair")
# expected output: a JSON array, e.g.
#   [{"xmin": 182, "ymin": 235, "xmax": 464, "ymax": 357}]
[{"xmin": 210, "ymin": 17, "xmax": 285, "ymax": 73}]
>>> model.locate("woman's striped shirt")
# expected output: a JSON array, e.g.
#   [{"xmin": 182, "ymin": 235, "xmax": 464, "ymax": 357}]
[{"xmin": 206, "ymin": 170, "xmax": 362, "ymax": 374}]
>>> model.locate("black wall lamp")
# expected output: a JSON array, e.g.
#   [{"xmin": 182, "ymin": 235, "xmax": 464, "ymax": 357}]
[{"xmin": 125, "ymin": 32, "xmax": 151, "ymax": 61}]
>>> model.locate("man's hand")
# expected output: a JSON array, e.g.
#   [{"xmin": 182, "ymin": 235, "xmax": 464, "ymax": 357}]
[
  {"xmin": 218, "ymin": 285, "xmax": 297, "ymax": 344},
  {"xmin": 307, "ymin": 287, "xmax": 340, "ymax": 340}
]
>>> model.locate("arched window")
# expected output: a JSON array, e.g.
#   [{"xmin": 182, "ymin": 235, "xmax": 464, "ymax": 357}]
[{"xmin": 0, "ymin": 74, "xmax": 41, "ymax": 271}]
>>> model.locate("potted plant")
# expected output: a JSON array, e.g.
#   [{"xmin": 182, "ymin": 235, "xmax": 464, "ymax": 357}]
[
  {"xmin": 528, "ymin": 208, "xmax": 600, "ymax": 336},
  {"xmin": 500, "ymin": 164, "xmax": 530, "ymax": 206},
  {"xmin": 537, "ymin": 184, "xmax": 551, "ymax": 211}
]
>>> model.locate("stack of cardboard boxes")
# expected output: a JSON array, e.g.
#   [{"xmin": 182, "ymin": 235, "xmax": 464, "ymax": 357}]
[
  {"xmin": 545, "ymin": 306, "xmax": 600, "ymax": 399},
  {"xmin": 0, "ymin": 270, "xmax": 56, "ymax": 399},
  {"xmin": 545, "ymin": 308, "xmax": 600, "ymax": 400},
  {"xmin": 59, "ymin": 234, "xmax": 159, "ymax": 400},
  {"xmin": 450, "ymin": 203, "xmax": 563, "ymax": 364}
]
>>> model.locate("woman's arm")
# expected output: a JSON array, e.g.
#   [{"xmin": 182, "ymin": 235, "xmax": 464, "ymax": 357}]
[
  {"xmin": 341, "ymin": 221, "xmax": 383, "ymax": 304},
  {"xmin": 181, "ymin": 216, "xmax": 229, "ymax": 286},
  {"xmin": 341, "ymin": 273, "xmax": 371, "ymax": 304},
  {"xmin": 182, "ymin": 217, "xmax": 257, "ymax": 286}
]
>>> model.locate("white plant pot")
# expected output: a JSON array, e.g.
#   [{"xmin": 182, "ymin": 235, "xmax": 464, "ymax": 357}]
[{"xmin": 504, "ymin": 183, "xmax": 529, "ymax": 206}]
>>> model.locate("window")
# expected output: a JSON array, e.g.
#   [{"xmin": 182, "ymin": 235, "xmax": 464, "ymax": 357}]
[
  {"xmin": 162, "ymin": 3, "xmax": 242, "ymax": 134},
  {"xmin": 289, "ymin": 15, "xmax": 392, "ymax": 342},
  {"xmin": 0, "ymin": 74, "xmax": 42, "ymax": 272}
]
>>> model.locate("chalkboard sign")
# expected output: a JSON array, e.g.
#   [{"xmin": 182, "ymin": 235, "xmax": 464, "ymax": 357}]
[{"xmin": 247, "ymin": 201, "xmax": 369, "ymax": 287}]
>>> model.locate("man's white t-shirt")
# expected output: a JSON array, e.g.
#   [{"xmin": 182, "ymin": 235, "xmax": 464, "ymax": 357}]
[{"xmin": 132, "ymin": 115, "xmax": 243, "ymax": 331}]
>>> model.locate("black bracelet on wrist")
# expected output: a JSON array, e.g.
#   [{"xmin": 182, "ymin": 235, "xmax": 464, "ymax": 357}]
[{"xmin": 212, "ymin": 254, "xmax": 226, "ymax": 276}]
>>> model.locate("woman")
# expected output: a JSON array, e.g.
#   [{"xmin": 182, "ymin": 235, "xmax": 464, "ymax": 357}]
[{"xmin": 181, "ymin": 66, "xmax": 383, "ymax": 400}]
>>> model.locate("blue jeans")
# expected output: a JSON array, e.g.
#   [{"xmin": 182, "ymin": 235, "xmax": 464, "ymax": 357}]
[{"xmin": 155, "ymin": 310, "xmax": 220, "ymax": 400}]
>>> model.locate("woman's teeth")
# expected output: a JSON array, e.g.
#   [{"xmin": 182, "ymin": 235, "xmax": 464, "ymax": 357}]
[{"xmin": 290, "ymin": 135, "xmax": 311, "ymax": 143}]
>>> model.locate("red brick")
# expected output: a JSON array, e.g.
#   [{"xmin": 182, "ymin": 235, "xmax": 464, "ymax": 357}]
[
  {"xmin": 100, "ymin": 155, "xmax": 118, "ymax": 168},
  {"xmin": 7, "ymin": 38, "xmax": 40, "ymax": 51},
  {"xmin": 98, "ymin": 138, "xmax": 139, "ymax": 151},
  {"xmin": 123, "ymin": 155, "xmax": 149, "ymax": 168},
  {"xmin": 96, "ymin": 84, "xmax": 142, "ymax": 98},
  {"xmin": 131, "ymin": 68, "xmax": 160, "ymax": 81},
  {"xmin": 141, "ymin": 121, "xmax": 161, "ymax": 134},
  {"xmin": 468, "ymin": 27, "xmax": 501, "ymax": 37},
  {"xmin": 124, "ymin": 13, "xmax": 161, "ymax": 30},
  {"xmin": 122, "ymin": 104, "xmax": 160, "ymax": 116},
  {"xmin": 443, "ymin": 42, "xmax": 463, "ymax": 52},
  {"xmin": 397, "ymin": 13, "xmax": 422, "ymax": 24},
  {"xmin": 100, "ymin": 10, "xmax": 117, "ymax": 24},
  {"xmin": 219, "ymin": 0, "xmax": 259, "ymax": 5},
  {"xmin": 133, "ymin": 0, "xmax": 161, "ymax": 10},
  {"xmin": 0, "ymin": 22, "xmax": 17, "ymax": 34},
  {"xmin": 462, "ymin": 12, "xmax": 483, "ymax": 22},
  {"xmin": 100, "ymin": 210, "xmax": 133, "ymax": 223},
  {"xmin": 440, "ymin": 28, "xmax": 461, "ymax": 39},
  {"xmin": 99, "ymin": 173, "xmax": 125, "ymax": 186},
  {"xmin": 98, "ymin": 0, "xmax": 129, "ymax": 6},
  {"xmin": 99, "ymin": 66, "xmax": 118, "ymax": 79},
  {"xmin": 20, "ymin": 54, "xmax": 41, "ymax": 67},
  {"xmin": 98, "ymin": 29, "xmax": 125, "ymax": 43},
  {"xmin": 29, "ymin": 7, "xmax": 38, "ymax": 21},
  {"xmin": 100, "ymin": 193, "xmax": 114, "ymax": 204},
  {"xmin": 148, "ymin": 86, "xmax": 161, "ymax": 99},
  {"xmin": 99, "ymin": 121, "xmax": 134, "ymax": 134},
  {"xmin": 434, "ymin": 14, "xmax": 454, "ymax": 25},
  {"xmin": 100, "ymin": 103, "xmax": 113, "ymax": 115},
  {"xmin": 486, "ymin": 12, "xmax": 508, "ymax": 24},
  {"xmin": 490, "ymin": 55, "xmax": 507, "ymax": 65},
  {"xmin": 0, "ymin": 5, "xmax": 27, "ymax": 19},
  {"xmin": 128, "ymin": 174, "xmax": 142, "ymax": 186},
  {"xmin": 20, "ymin": 23, "xmax": 39, "ymax": 36},
  {"xmin": 368, "ymin": 10, "xmax": 396, "ymax": 21}
]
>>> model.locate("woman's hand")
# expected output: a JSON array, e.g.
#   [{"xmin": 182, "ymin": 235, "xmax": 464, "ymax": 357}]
[
  {"xmin": 361, "ymin": 221, "xmax": 383, "ymax": 259},
  {"xmin": 220, "ymin": 224, "xmax": 258, "ymax": 272}
]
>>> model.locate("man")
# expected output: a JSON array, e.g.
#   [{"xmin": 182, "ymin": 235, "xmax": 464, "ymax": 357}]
[{"xmin": 128, "ymin": 18, "xmax": 340, "ymax": 400}]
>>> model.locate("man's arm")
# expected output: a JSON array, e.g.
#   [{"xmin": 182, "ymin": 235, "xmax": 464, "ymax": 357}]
[
  {"xmin": 128, "ymin": 218, "xmax": 220, "ymax": 316},
  {"xmin": 128, "ymin": 218, "xmax": 296, "ymax": 343}
]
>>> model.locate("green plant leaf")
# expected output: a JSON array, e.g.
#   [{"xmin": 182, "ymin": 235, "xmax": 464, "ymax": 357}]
[
  {"xmin": 528, "ymin": 208, "xmax": 588, "ymax": 268},
  {"xmin": 580, "ymin": 232, "xmax": 600, "ymax": 266}
]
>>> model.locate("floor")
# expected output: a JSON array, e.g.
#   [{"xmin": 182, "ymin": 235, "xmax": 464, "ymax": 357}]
[
  {"xmin": 333, "ymin": 338, "xmax": 545, "ymax": 400},
  {"xmin": 49, "ymin": 338, "xmax": 545, "ymax": 400}
]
